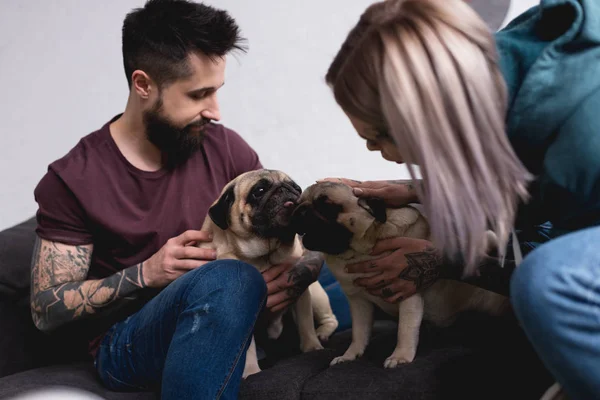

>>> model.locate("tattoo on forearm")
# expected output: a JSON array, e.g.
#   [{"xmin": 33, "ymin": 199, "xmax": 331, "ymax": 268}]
[
  {"xmin": 30, "ymin": 238, "xmax": 147, "ymax": 332},
  {"xmin": 398, "ymin": 246, "xmax": 442, "ymax": 290},
  {"xmin": 285, "ymin": 251, "xmax": 323, "ymax": 299}
]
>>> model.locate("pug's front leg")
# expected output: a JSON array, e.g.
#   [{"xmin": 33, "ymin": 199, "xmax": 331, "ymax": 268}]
[
  {"xmin": 330, "ymin": 296, "xmax": 374, "ymax": 366},
  {"xmin": 295, "ymin": 288, "xmax": 324, "ymax": 352},
  {"xmin": 384, "ymin": 293, "xmax": 424, "ymax": 368},
  {"xmin": 308, "ymin": 281, "xmax": 339, "ymax": 342},
  {"xmin": 242, "ymin": 335, "xmax": 261, "ymax": 379}
]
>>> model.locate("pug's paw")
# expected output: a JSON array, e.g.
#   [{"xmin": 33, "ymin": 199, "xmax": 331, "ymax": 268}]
[
  {"xmin": 383, "ymin": 351, "xmax": 415, "ymax": 368},
  {"xmin": 300, "ymin": 337, "xmax": 324, "ymax": 353},
  {"xmin": 316, "ymin": 319, "xmax": 338, "ymax": 342},
  {"xmin": 330, "ymin": 351, "xmax": 362, "ymax": 366}
]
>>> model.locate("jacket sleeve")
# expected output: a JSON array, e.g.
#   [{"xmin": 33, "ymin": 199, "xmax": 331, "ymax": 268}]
[{"xmin": 534, "ymin": 88, "xmax": 600, "ymax": 231}]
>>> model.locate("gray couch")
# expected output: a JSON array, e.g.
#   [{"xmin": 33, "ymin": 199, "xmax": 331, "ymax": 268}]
[{"xmin": 0, "ymin": 217, "xmax": 555, "ymax": 399}]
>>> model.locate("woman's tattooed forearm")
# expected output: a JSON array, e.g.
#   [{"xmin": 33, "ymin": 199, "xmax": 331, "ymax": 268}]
[{"xmin": 30, "ymin": 238, "xmax": 147, "ymax": 332}]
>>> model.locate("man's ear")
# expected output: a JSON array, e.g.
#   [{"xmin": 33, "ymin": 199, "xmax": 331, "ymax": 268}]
[
  {"xmin": 357, "ymin": 197, "xmax": 387, "ymax": 223},
  {"xmin": 132, "ymin": 70, "xmax": 152, "ymax": 99},
  {"xmin": 209, "ymin": 185, "xmax": 235, "ymax": 230}
]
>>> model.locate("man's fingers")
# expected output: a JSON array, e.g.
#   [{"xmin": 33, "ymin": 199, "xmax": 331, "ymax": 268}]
[
  {"xmin": 262, "ymin": 263, "xmax": 290, "ymax": 282},
  {"xmin": 266, "ymin": 276, "xmax": 292, "ymax": 295},
  {"xmin": 177, "ymin": 246, "xmax": 217, "ymax": 261},
  {"xmin": 271, "ymin": 299, "xmax": 294, "ymax": 313},
  {"xmin": 174, "ymin": 259, "xmax": 211, "ymax": 271},
  {"xmin": 176, "ymin": 230, "xmax": 213, "ymax": 245},
  {"xmin": 384, "ymin": 291, "xmax": 406, "ymax": 304},
  {"xmin": 266, "ymin": 291, "xmax": 291, "ymax": 309}
]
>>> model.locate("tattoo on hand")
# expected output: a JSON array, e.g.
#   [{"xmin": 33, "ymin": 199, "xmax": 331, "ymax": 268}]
[
  {"xmin": 285, "ymin": 251, "xmax": 322, "ymax": 299},
  {"xmin": 381, "ymin": 287, "xmax": 394, "ymax": 298},
  {"xmin": 398, "ymin": 246, "xmax": 442, "ymax": 290}
]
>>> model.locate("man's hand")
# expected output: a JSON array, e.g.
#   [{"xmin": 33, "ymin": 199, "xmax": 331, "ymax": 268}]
[
  {"xmin": 262, "ymin": 252, "xmax": 324, "ymax": 313},
  {"xmin": 318, "ymin": 178, "xmax": 419, "ymax": 207},
  {"xmin": 346, "ymin": 237, "xmax": 442, "ymax": 303},
  {"xmin": 143, "ymin": 230, "xmax": 216, "ymax": 288}
]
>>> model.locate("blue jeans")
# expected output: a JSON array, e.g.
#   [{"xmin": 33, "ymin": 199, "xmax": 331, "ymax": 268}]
[
  {"xmin": 511, "ymin": 225, "xmax": 600, "ymax": 399},
  {"xmin": 94, "ymin": 260, "xmax": 267, "ymax": 400}
]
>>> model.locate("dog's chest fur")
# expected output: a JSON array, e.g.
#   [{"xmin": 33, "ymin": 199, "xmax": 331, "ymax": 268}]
[{"xmin": 200, "ymin": 217, "xmax": 303, "ymax": 272}]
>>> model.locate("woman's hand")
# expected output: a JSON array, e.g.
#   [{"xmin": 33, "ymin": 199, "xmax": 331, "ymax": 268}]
[
  {"xmin": 345, "ymin": 237, "xmax": 443, "ymax": 303},
  {"xmin": 318, "ymin": 178, "xmax": 419, "ymax": 207}
]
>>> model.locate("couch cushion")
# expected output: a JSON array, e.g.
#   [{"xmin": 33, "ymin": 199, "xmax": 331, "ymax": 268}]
[
  {"xmin": 0, "ymin": 217, "xmax": 37, "ymax": 300},
  {"xmin": 0, "ymin": 298, "xmax": 92, "ymax": 379},
  {"xmin": 242, "ymin": 313, "xmax": 554, "ymax": 400},
  {"xmin": 0, "ymin": 314, "xmax": 553, "ymax": 400}
]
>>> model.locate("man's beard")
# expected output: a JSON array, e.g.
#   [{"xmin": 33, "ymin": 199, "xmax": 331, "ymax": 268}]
[{"xmin": 143, "ymin": 97, "xmax": 209, "ymax": 170}]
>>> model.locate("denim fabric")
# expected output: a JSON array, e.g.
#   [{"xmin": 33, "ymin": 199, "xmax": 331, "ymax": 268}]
[
  {"xmin": 94, "ymin": 260, "xmax": 267, "ymax": 400},
  {"xmin": 511, "ymin": 225, "xmax": 600, "ymax": 399}
]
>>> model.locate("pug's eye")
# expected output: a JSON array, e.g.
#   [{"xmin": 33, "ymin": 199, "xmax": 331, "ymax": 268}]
[
  {"xmin": 252, "ymin": 186, "xmax": 267, "ymax": 199},
  {"xmin": 315, "ymin": 196, "xmax": 343, "ymax": 220}
]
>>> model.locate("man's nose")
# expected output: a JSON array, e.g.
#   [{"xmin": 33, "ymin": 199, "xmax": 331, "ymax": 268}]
[{"xmin": 202, "ymin": 95, "xmax": 220, "ymax": 121}]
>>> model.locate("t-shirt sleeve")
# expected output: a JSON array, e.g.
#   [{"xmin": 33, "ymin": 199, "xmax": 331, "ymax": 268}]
[
  {"xmin": 225, "ymin": 127, "xmax": 263, "ymax": 178},
  {"xmin": 33, "ymin": 168, "xmax": 93, "ymax": 245}
]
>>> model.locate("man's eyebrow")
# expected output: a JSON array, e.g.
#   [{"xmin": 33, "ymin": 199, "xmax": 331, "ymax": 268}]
[{"xmin": 187, "ymin": 82, "xmax": 225, "ymax": 95}]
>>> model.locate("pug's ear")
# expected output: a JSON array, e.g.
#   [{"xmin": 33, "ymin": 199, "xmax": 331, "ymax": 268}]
[
  {"xmin": 357, "ymin": 197, "xmax": 387, "ymax": 223},
  {"xmin": 209, "ymin": 185, "xmax": 235, "ymax": 230}
]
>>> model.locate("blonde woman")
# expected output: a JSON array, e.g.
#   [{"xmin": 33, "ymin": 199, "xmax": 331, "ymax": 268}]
[{"xmin": 323, "ymin": 0, "xmax": 600, "ymax": 398}]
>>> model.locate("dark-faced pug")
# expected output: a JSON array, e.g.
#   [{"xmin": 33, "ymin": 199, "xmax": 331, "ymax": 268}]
[
  {"xmin": 292, "ymin": 181, "xmax": 508, "ymax": 368},
  {"xmin": 199, "ymin": 170, "xmax": 338, "ymax": 378}
]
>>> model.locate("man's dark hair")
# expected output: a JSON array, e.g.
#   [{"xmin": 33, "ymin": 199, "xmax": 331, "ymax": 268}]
[{"xmin": 122, "ymin": 0, "xmax": 247, "ymax": 89}]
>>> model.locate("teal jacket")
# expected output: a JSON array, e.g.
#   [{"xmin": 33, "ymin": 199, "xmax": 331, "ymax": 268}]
[{"xmin": 495, "ymin": 0, "xmax": 600, "ymax": 247}]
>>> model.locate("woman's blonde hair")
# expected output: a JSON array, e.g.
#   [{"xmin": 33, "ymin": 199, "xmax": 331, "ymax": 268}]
[{"xmin": 326, "ymin": 0, "xmax": 532, "ymax": 275}]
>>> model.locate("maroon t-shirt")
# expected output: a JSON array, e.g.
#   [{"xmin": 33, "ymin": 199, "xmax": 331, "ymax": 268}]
[{"xmin": 33, "ymin": 114, "xmax": 262, "ymax": 353}]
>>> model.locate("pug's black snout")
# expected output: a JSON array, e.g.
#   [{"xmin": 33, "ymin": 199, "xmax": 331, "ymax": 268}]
[{"xmin": 291, "ymin": 203, "xmax": 309, "ymax": 234}]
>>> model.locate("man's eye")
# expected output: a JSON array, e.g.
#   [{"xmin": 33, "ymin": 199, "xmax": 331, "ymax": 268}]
[{"xmin": 190, "ymin": 91, "xmax": 209, "ymax": 100}]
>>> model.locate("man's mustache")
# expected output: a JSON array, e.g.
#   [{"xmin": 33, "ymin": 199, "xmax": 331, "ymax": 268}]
[{"xmin": 187, "ymin": 118, "xmax": 211, "ymax": 130}]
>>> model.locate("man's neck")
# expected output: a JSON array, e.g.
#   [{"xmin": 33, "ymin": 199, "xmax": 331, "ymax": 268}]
[{"xmin": 109, "ymin": 104, "xmax": 163, "ymax": 172}]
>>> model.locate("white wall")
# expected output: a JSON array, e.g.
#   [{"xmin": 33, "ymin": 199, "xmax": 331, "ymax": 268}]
[
  {"xmin": 501, "ymin": 0, "xmax": 540, "ymax": 28},
  {"xmin": 0, "ymin": 0, "xmax": 537, "ymax": 230}
]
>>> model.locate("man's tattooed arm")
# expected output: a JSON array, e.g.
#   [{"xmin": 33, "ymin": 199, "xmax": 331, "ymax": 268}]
[
  {"xmin": 285, "ymin": 251, "xmax": 323, "ymax": 299},
  {"xmin": 30, "ymin": 237, "xmax": 148, "ymax": 332}
]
